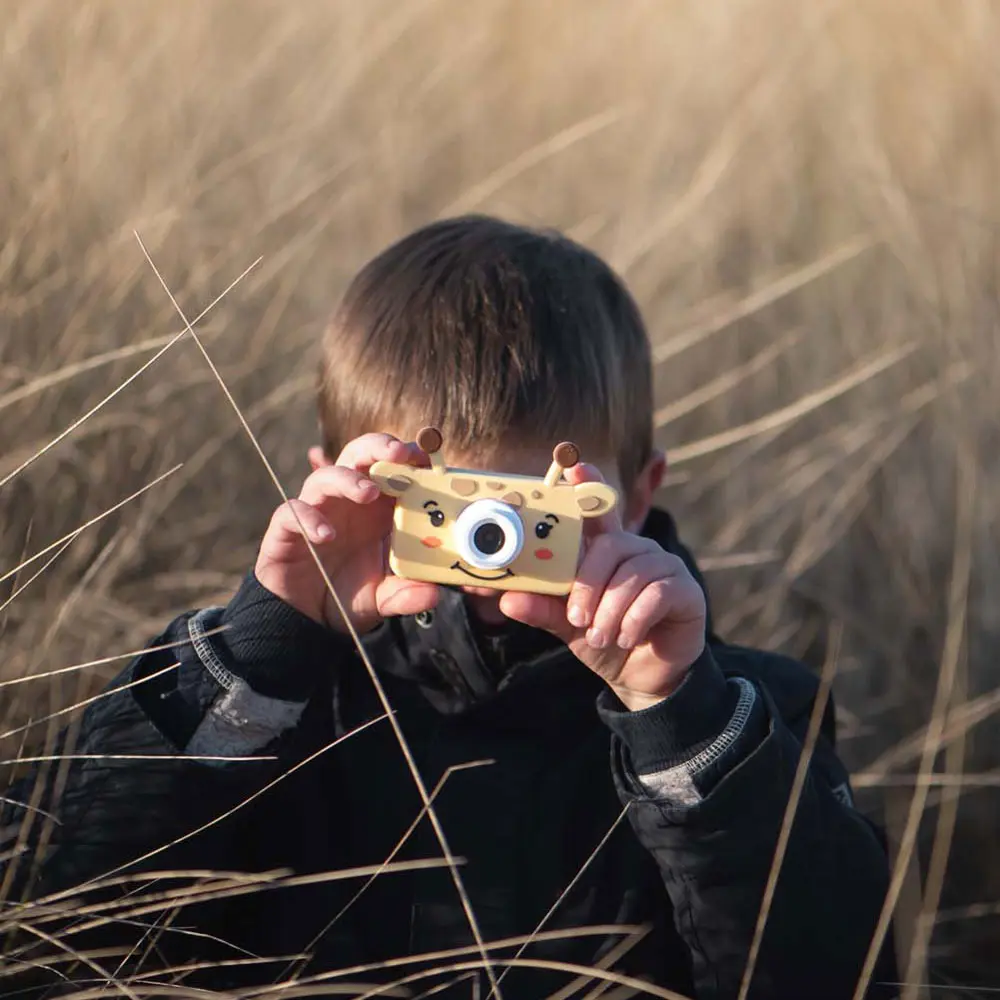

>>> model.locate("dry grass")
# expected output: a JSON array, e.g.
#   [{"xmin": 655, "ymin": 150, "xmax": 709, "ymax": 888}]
[{"xmin": 1, "ymin": 0, "xmax": 998, "ymax": 993}]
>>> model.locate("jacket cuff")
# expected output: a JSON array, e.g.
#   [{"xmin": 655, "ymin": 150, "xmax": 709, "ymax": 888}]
[
  {"xmin": 598, "ymin": 647, "xmax": 732, "ymax": 771},
  {"xmin": 216, "ymin": 571, "xmax": 350, "ymax": 700},
  {"xmin": 597, "ymin": 646, "xmax": 768, "ymax": 803}
]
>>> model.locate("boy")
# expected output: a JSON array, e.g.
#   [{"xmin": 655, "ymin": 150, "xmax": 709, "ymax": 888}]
[{"xmin": 2, "ymin": 217, "xmax": 895, "ymax": 998}]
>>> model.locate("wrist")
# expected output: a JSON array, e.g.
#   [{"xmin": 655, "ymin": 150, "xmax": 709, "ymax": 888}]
[
  {"xmin": 253, "ymin": 558, "xmax": 327, "ymax": 628},
  {"xmin": 599, "ymin": 645, "xmax": 736, "ymax": 772},
  {"xmin": 609, "ymin": 686, "xmax": 670, "ymax": 712},
  {"xmin": 218, "ymin": 571, "xmax": 348, "ymax": 699},
  {"xmin": 610, "ymin": 643, "xmax": 705, "ymax": 712}
]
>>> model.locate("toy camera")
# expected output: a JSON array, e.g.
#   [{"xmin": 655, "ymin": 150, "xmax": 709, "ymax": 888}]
[{"xmin": 369, "ymin": 427, "xmax": 619, "ymax": 596}]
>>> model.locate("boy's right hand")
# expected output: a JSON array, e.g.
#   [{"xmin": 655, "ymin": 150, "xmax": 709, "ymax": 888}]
[{"xmin": 254, "ymin": 433, "xmax": 440, "ymax": 635}]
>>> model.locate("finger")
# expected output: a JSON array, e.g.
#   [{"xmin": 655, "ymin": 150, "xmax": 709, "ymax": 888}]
[
  {"xmin": 563, "ymin": 461, "xmax": 623, "ymax": 537},
  {"xmin": 587, "ymin": 552, "xmax": 670, "ymax": 651},
  {"xmin": 375, "ymin": 575, "xmax": 441, "ymax": 619},
  {"xmin": 566, "ymin": 532, "xmax": 658, "ymax": 630},
  {"xmin": 299, "ymin": 464, "xmax": 383, "ymax": 508},
  {"xmin": 262, "ymin": 498, "xmax": 335, "ymax": 555},
  {"xmin": 620, "ymin": 572, "xmax": 705, "ymax": 647},
  {"xmin": 499, "ymin": 591, "xmax": 577, "ymax": 643},
  {"xmin": 336, "ymin": 433, "xmax": 429, "ymax": 473}
]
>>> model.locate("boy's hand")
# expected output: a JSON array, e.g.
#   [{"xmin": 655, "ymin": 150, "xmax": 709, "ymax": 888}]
[
  {"xmin": 500, "ymin": 464, "xmax": 707, "ymax": 711},
  {"xmin": 254, "ymin": 434, "xmax": 439, "ymax": 635}
]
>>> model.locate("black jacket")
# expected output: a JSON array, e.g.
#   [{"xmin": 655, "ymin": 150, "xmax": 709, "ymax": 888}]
[{"xmin": 1, "ymin": 509, "xmax": 896, "ymax": 999}]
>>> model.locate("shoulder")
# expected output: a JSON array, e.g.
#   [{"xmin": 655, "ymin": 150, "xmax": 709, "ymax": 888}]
[{"xmin": 711, "ymin": 640, "xmax": 831, "ymax": 737}]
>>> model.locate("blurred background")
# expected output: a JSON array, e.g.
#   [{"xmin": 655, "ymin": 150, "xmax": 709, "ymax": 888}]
[{"xmin": 1, "ymin": 0, "xmax": 998, "ymax": 992}]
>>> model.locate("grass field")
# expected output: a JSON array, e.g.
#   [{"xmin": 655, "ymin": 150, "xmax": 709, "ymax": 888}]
[{"xmin": 1, "ymin": 0, "xmax": 998, "ymax": 994}]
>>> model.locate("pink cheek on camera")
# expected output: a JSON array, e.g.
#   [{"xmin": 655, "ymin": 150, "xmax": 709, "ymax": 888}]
[
  {"xmin": 534, "ymin": 548, "xmax": 553, "ymax": 560},
  {"xmin": 421, "ymin": 536, "xmax": 443, "ymax": 548}
]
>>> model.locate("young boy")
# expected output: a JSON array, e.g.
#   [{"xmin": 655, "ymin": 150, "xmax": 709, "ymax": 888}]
[{"xmin": 3, "ymin": 217, "xmax": 896, "ymax": 999}]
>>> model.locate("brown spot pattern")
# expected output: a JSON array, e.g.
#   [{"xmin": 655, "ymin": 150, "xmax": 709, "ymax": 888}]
[
  {"xmin": 387, "ymin": 475, "xmax": 413, "ymax": 492},
  {"xmin": 577, "ymin": 494, "xmax": 606, "ymax": 512},
  {"xmin": 451, "ymin": 478, "xmax": 477, "ymax": 496},
  {"xmin": 501, "ymin": 491, "xmax": 524, "ymax": 508},
  {"xmin": 486, "ymin": 480, "xmax": 505, "ymax": 491},
  {"xmin": 531, "ymin": 489, "xmax": 544, "ymax": 500}
]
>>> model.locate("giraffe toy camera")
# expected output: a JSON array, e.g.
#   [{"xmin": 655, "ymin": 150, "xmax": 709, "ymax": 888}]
[{"xmin": 369, "ymin": 427, "xmax": 619, "ymax": 596}]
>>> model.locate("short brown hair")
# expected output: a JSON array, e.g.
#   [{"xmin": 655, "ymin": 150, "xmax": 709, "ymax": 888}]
[{"xmin": 318, "ymin": 216, "xmax": 653, "ymax": 486}]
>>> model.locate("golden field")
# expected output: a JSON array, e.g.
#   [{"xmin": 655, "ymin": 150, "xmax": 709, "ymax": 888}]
[{"xmin": 1, "ymin": 1, "xmax": 998, "ymax": 993}]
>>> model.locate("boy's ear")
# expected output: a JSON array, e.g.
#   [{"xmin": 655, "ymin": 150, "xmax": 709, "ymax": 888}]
[
  {"xmin": 308, "ymin": 446, "xmax": 334, "ymax": 471},
  {"xmin": 572, "ymin": 481, "xmax": 619, "ymax": 517},
  {"xmin": 623, "ymin": 450, "xmax": 667, "ymax": 532}
]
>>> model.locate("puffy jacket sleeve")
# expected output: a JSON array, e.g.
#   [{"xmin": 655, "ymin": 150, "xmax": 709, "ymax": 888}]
[
  {"xmin": 0, "ymin": 573, "xmax": 357, "ymax": 993},
  {"xmin": 598, "ymin": 644, "xmax": 897, "ymax": 1000}
]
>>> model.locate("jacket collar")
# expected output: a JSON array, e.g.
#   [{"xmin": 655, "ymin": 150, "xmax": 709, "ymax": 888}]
[{"xmin": 366, "ymin": 507, "xmax": 714, "ymax": 715}]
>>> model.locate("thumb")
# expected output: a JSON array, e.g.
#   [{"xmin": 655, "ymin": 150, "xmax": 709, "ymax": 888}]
[
  {"xmin": 375, "ymin": 575, "xmax": 441, "ymax": 619},
  {"xmin": 499, "ymin": 591, "xmax": 579, "ymax": 644}
]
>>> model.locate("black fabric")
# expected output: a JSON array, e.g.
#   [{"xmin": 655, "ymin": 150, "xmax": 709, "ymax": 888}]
[
  {"xmin": 0, "ymin": 507, "xmax": 897, "ymax": 1000},
  {"xmin": 467, "ymin": 610, "xmax": 564, "ymax": 684},
  {"xmin": 599, "ymin": 645, "xmax": 736, "ymax": 769},
  {"xmin": 219, "ymin": 570, "xmax": 351, "ymax": 700}
]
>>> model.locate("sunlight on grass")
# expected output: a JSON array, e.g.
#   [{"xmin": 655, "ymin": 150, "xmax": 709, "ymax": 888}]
[{"xmin": 1, "ymin": 0, "xmax": 996, "ymax": 993}]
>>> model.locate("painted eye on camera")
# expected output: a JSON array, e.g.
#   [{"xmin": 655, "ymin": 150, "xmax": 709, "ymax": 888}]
[
  {"xmin": 535, "ymin": 514, "xmax": 558, "ymax": 539},
  {"xmin": 423, "ymin": 501, "xmax": 445, "ymax": 527}
]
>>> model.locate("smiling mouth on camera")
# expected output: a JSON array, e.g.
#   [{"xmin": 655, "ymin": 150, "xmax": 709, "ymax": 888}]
[{"xmin": 451, "ymin": 562, "xmax": 515, "ymax": 582}]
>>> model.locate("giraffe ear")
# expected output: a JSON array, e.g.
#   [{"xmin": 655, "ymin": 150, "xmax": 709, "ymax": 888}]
[
  {"xmin": 573, "ymin": 482, "xmax": 618, "ymax": 517},
  {"xmin": 370, "ymin": 461, "xmax": 415, "ymax": 497}
]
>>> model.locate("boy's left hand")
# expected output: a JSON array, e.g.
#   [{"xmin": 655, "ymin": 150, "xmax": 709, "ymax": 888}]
[{"xmin": 500, "ymin": 463, "xmax": 707, "ymax": 711}]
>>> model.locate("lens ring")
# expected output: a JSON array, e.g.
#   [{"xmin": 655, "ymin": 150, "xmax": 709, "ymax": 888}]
[{"xmin": 454, "ymin": 499, "xmax": 524, "ymax": 570}]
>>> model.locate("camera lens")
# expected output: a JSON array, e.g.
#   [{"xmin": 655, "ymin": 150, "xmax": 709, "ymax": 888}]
[
  {"xmin": 453, "ymin": 498, "xmax": 525, "ymax": 571},
  {"xmin": 473, "ymin": 522, "xmax": 505, "ymax": 556}
]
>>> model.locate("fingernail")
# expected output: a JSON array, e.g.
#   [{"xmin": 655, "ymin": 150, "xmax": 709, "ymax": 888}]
[
  {"xmin": 617, "ymin": 632, "xmax": 635, "ymax": 651},
  {"xmin": 586, "ymin": 627, "xmax": 607, "ymax": 649},
  {"xmin": 358, "ymin": 479, "xmax": 377, "ymax": 492},
  {"xmin": 567, "ymin": 604, "xmax": 587, "ymax": 628},
  {"xmin": 316, "ymin": 524, "xmax": 333, "ymax": 540}
]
